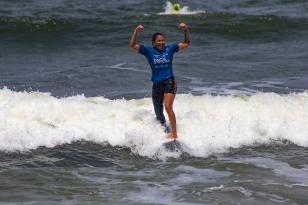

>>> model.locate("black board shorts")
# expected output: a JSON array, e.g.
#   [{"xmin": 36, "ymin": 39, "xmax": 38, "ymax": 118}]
[
  {"xmin": 152, "ymin": 77, "xmax": 177, "ymax": 124},
  {"xmin": 152, "ymin": 77, "xmax": 177, "ymax": 95}
]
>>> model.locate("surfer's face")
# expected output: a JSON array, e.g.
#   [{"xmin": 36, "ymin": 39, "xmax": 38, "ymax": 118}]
[{"xmin": 153, "ymin": 35, "xmax": 165, "ymax": 50}]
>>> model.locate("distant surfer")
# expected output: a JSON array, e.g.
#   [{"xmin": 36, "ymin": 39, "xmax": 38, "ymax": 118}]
[
  {"xmin": 129, "ymin": 22, "xmax": 190, "ymax": 139},
  {"xmin": 172, "ymin": 3, "xmax": 181, "ymax": 14}
]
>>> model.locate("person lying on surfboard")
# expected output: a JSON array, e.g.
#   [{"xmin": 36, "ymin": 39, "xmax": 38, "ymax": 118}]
[{"xmin": 129, "ymin": 22, "xmax": 190, "ymax": 139}]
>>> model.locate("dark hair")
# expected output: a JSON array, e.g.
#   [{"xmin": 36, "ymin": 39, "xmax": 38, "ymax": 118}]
[{"xmin": 152, "ymin": 32, "xmax": 164, "ymax": 45}]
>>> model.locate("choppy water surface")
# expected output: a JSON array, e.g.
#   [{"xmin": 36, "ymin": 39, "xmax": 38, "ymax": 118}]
[{"xmin": 1, "ymin": 0, "xmax": 308, "ymax": 204}]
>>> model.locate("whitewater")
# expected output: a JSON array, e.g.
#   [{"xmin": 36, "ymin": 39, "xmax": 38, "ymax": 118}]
[{"xmin": 1, "ymin": 88, "xmax": 308, "ymax": 159}]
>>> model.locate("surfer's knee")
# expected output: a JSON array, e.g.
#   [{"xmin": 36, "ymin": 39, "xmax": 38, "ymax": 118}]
[{"xmin": 165, "ymin": 104, "xmax": 173, "ymax": 113}]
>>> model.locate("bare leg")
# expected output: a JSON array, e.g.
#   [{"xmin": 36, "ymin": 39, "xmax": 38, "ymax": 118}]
[{"xmin": 164, "ymin": 93, "xmax": 177, "ymax": 139}]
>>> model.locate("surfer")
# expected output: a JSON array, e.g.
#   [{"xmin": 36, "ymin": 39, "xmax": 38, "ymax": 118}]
[
  {"xmin": 129, "ymin": 22, "xmax": 190, "ymax": 139},
  {"xmin": 172, "ymin": 3, "xmax": 181, "ymax": 14}
]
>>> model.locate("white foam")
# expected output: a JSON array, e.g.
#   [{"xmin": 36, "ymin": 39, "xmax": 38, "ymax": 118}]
[
  {"xmin": 1, "ymin": 88, "xmax": 308, "ymax": 159},
  {"xmin": 158, "ymin": 1, "xmax": 206, "ymax": 15},
  {"xmin": 106, "ymin": 63, "xmax": 148, "ymax": 73}
]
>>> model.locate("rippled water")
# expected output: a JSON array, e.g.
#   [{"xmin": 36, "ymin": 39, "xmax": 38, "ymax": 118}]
[{"xmin": 1, "ymin": 0, "xmax": 308, "ymax": 204}]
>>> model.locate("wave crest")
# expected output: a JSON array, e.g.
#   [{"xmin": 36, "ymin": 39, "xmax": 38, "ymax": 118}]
[{"xmin": 1, "ymin": 88, "xmax": 308, "ymax": 159}]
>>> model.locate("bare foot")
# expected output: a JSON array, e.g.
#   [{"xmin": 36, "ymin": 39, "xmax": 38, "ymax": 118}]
[{"xmin": 166, "ymin": 132, "xmax": 177, "ymax": 140}]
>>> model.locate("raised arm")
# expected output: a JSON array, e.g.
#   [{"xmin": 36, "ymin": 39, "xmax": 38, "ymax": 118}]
[
  {"xmin": 129, "ymin": 24, "xmax": 144, "ymax": 52},
  {"xmin": 178, "ymin": 22, "xmax": 190, "ymax": 50}
]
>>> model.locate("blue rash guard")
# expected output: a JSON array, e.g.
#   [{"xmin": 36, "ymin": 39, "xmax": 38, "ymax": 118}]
[{"xmin": 138, "ymin": 43, "xmax": 179, "ymax": 82}]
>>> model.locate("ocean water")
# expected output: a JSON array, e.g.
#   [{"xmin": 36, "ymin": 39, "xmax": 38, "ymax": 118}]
[{"xmin": 1, "ymin": 0, "xmax": 308, "ymax": 204}]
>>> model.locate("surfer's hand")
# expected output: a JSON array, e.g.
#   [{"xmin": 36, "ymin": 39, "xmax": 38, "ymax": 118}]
[
  {"xmin": 179, "ymin": 22, "xmax": 188, "ymax": 31},
  {"xmin": 135, "ymin": 25, "xmax": 144, "ymax": 32}
]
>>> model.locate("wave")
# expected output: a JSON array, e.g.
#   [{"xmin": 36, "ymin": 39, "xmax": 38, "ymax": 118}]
[
  {"xmin": 191, "ymin": 13, "xmax": 308, "ymax": 38},
  {"xmin": 1, "ymin": 88, "xmax": 308, "ymax": 159},
  {"xmin": 0, "ymin": 16, "xmax": 132, "ymax": 33},
  {"xmin": 0, "ymin": 12, "xmax": 307, "ymax": 38},
  {"xmin": 0, "ymin": 16, "xmax": 76, "ymax": 33}
]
